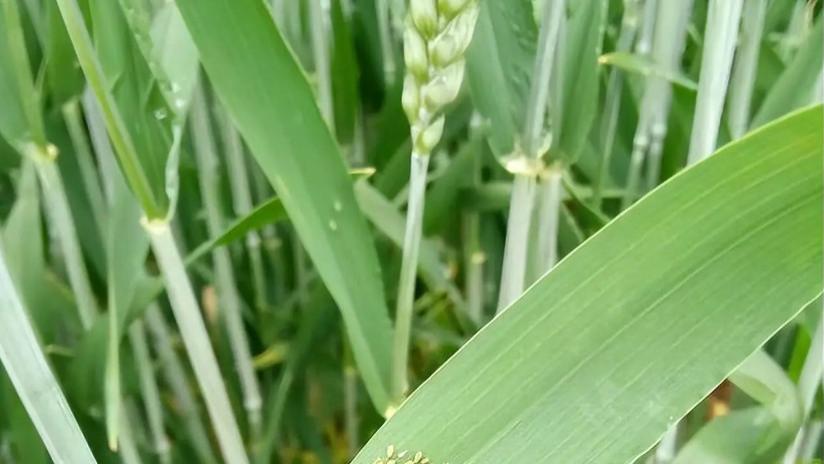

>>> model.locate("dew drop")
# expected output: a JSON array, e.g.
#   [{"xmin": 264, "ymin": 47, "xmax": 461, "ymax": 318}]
[
  {"xmin": 328, "ymin": 219, "xmax": 338, "ymax": 231},
  {"xmin": 333, "ymin": 200, "xmax": 342, "ymax": 212},
  {"xmin": 154, "ymin": 108, "xmax": 168, "ymax": 120}
]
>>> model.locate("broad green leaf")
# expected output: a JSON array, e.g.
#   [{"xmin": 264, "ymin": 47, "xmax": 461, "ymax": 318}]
[
  {"xmin": 552, "ymin": 0, "xmax": 607, "ymax": 163},
  {"xmin": 351, "ymin": 106, "xmax": 823, "ymax": 463},
  {"xmin": 174, "ymin": 0, "xmax": 394, "ymax": 412},
  {"xmin": 751, "ymin": 16, "xmax": 822, "ymax": 129},
  {"xmin": 148, "ymin": 1, "xmax": 199, "ymax": 112},
  {"xmin": 598, "ymin": 52, "xmax": 698, "ymax": 91},
  {"xmin": 0, "ymin": 0, "xmax": 46, "ymax": 150},
  {"xmin": 117, "ymin": 0, "xmax": 198, "ymax": 115},
  {"xmin": 88, "ymin": 0, "xmax": 170, "ymax": 215},
  {"xmin": 466, "ymin": 0, "xmax": 537, "ymax": 158}
]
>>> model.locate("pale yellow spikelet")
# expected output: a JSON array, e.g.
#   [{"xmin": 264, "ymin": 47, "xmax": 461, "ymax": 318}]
[{"xmin": 402, "ymin": 0, "xmax": 479, "ymax": 156}]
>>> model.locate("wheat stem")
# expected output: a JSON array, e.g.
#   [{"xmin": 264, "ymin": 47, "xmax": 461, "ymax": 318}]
[
  {"xmin": 727, "ymin": 0, "xmax": 767, "ymax": 139},
  {"xmin": 593, "ymin": 0, "xmax": 643, "ymax": 206},
  {"xmin": 497, "ymin": 0, "xmax": 563, "ymax": 313},
  {"xmin": 535, "ymin": 165, "xmax": 563, "ymax": 274},
  {"xmin": 30, "ymin": 146, "xmax": 99, "ymax": 330},
  {"xmin": 128, "ymin": 320, "xmax": 171, "ymax": 463},
  {"xmin": 343, "ymin": 343, "xmax": 359, "ymax": 459},
  {"xmin": 800, "ymin": 420, "xmax": 823, "ymax": 460},
  {"xmin": 463, "ymin": 119, "xmax": 485, "ymax": 323},
  {"xmin": 377, "ymin": 0, "xmax": 398, "ymax": 83},
  {"xmin": 309, "ymin": 0, "xmax": 334, "ymax": 129},
  {"xmin": 216, "ymin": 104, "xmax": 269, "ymax": 317},
  {"xmin": 143, "ymin": 219, "xmax": 249, "ymax": 464},
  {"xmin": 144, "ymin": 304, "xmax": 217, "ymax": 464},
  {"xmin": 622, "ymin": 0, "xmax": 692, "ymax": 207},
  {"xmin": 778, "ymin": 0, "xmax": 812, "ymax": 61},
  {"xmin": 686, "ymin": 0, "xmax": 744, "ymax": 165},
  {"xmin": 497, "ymin": 174, "xmax": 537, "ymax": 311},
  {"xmin": 392, "ymin": 152, "xmax": 430, "ymax": 399},
  {"xmin": 191, "ymin": 83, "xmax": 263, "ymax": 436},
  {"xmin": 522, "ymin": 0, "xmax": 565, "ymax": 158},
  {"xmin": 62, "ymin": 100, "xmax": 108, "ymax": 234},
  {"xmin": 116, "ymin": 402, "xmax": 142, "ymax": 464}
]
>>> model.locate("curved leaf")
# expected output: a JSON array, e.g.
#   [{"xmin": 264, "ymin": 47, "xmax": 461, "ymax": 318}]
[
  {"xmin": 672, "ymin": 408, "xmax": 778, "ymax": 464},
  {"xmin": 552, "ymin": 0, "xmax": 607, "ymax": 163},
  {"xmin": 174, "ymin": 0, "xmax": 394, "ymax": 412},
  {"xmin": 352, "ymin": 106, "xmax": 823, "ymax": 463},
  {"xmin": 186, "ymin": 197, "xmax": 287, "ymax": 266},
  {"xmin": 184, "ymin": 167, "xmax": 372, "ymax": 267},
  {"xmin": 674, "ymin": 350, "xmax": 802, "ymax": 463},
  {"xmin": 90, "ymin": 0, "xmax": 170, "ymax": 212},
  {"xmin": 751, "ymin": 16, "xmax": 823, "ymax": 129},
  {"xmin": 598, "ymin": 52, "xmax": 698, "ymax": 91},
  {"xmin": 466, "ymin": 0, "xmax": 537, "ymax": 158}
]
